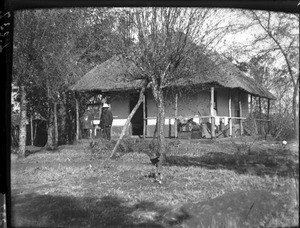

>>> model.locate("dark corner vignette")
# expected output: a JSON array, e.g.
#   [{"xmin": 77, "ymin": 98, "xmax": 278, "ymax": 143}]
[
  {"xmin": 1, "ymin": 1, "xmax": 14, "ymax": 227},
  {"xmin": 2, "ymin": 1, "xmax": 299, "ymax": 228}
]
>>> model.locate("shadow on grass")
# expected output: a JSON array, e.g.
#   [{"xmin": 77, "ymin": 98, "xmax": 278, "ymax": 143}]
[
  {"xmin": 11, "ymin": 193, "xmax": 169, "ymax": 228},
  {"xmin": 165, "ymin": 152, "xmax": 299, "ymax": 178},
  {"xmin": 24, "ymin": 146, "xmax": 60, "ymax": 157}
]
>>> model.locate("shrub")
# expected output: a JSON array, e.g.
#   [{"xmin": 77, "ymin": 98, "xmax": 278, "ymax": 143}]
[{"xmin": 269, "ymin": 113, "xmax": 296, "ymax": 140}]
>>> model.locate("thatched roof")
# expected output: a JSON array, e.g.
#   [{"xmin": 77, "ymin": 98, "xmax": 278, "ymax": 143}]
[
  {"xmin": 172, "ymin": 51, "xmax": 276, "ymax": 99},
  {"xmin": 70, "ymin": 55, "xmax": 143, "ymax": 92},
  {"xmin": 71, "ymin": 53, "xmax": 275, "ymax": 99}
]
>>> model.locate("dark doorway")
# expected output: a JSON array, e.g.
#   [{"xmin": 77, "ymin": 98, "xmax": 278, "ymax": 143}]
[{"xmin": 129, "ymin": 93, "xmax": 145, "ymax": 136}]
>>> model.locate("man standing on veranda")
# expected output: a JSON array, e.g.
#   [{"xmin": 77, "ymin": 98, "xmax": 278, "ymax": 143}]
[{"xmin": 100, "ymin": 103, "xmax": 113, "ymax": 140}]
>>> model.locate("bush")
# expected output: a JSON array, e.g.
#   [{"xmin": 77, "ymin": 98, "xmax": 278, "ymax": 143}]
[{"xmin": 269, "ymin": 113, "xmax": 296, "ymax": 140}]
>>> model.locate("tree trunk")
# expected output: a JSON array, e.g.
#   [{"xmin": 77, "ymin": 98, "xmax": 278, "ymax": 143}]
[
  {"xmin": 30, "ymin": 114, "xmax": 34, "ymax": 146},
  {"xmin": 105, "ymin": 86, "xmax": 146, "ymax": 164},
  {"xmin": 63, "ymin": 92, "xmax": 72, "ymax": 144},
  {"xmin": 46, "ymin": 112, "xmax": 55, "ymax": 150},
  {"xmin": 18, "ymin": 85, "xmax": 27, "ymax": 158},
  {"xmin": 46, "ymin": 77, "xmax": 54, "ymax": 149},
  {"xmin": 153, "ymin": 116, "xmax": 158, "ymax": 138},
  {"xmin": 157, "ymin": 92, "xmax": 166, "ymax": 164},
  {"xmin": 53, "ymin": 100, "xmax": 58, "ymax": 147},
  {"xmin": 33, "ymin": 121, "xmax": 37, "ymax": 145}
]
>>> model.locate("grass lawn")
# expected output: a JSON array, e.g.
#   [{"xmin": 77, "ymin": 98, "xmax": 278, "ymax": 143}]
[{"xmin": 10, "ymin": 137, "xmax": 299, "ymax": 227}]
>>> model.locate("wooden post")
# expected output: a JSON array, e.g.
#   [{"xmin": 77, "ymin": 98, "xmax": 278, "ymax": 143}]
[
  {"xmin": 250, "ymin": 95, "xmax": 253, "ymax": 115},
  {"xmin": 99, "ymin": 94, "xmax": 109, "ymax": 138},
  {"xmin": 97, "ymin": 102, "xmax": 103, "ymax": 138},
  {"xmin": 239, "ymin": 91, "xmax": 243, "ymax": 136},
  {"xmin": 267, "ymin": 99, "xmax": 270, "ymax": 134},
  {"xmin": 169, "ymin": 118, "xmax": 171, "ymax": 138},
  {"xmin": 211, "ymin": 87, "xmax": 215, "ymax": 139},
  {"xmin": 259, "ymin": 97, "xmax": 262, "ymax": 135},
  {"xmin": 75, "ymin": 92, "xmax": 80, "ymax": 141},
  {"xmin": 174, "ymin": 93, "xmax": 178, "ymax": 138},
  {"xmin": 143, "ymin": 93, "xmax": 146, "ymax": 139},
  {"xmin": 229, "ymin": 89, "xmax": 232, "ymax": 137}
]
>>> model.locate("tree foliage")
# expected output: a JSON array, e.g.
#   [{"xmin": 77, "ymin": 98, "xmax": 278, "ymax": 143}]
[
  {"xmin": 104, "ymin": 8, "xmax": 244, "ymax": 160},
  {"xmin": 12, "ymin": 8, "xmax": 137, "ymax": 151},
  {"xmin": 222, "ymin": 10, "xmax": 299, "ymax": 139},
  {"xmin": 247, "ymin": 11, "xmax": 299, "ymax": 138}
]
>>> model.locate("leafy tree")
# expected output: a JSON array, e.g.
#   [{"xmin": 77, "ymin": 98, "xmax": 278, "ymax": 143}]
[
  {"xmin": 74, "ymin": 8, "xmax": 120, "ymax": 66},
  {"xmin": 244, "ymin": 11, "xmax": 299, "ymax": 136},
  {"xmin": 13, "ymin": 9, "xmax": 81, "ymax": 150},
  {"xmin": 109, "ymin": 7, "xmax": 243, "ymax": 162},
  {"xmin": 13, "ymin": 10, "xmax": 42, "ymax": 157},
  {"xmin": 221, "ymin": 10, "xmax": 298, "ymax": 139},
  {"xmin": 13, "ymin": 8, "xmax": 130, "ymax": 150}
]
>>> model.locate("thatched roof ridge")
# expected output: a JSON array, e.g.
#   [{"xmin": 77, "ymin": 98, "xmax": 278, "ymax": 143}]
[{"xmin": 71, "ymin": 53, "xmax": 275, "ymax": 99}]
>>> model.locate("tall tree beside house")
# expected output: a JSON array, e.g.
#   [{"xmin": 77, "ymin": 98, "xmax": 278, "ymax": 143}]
[
  {"xmin": 35, "ymin": 9, "xmax": 85, "ymax": 149},
  {"xmin": 14, "ymin": 10, "xmax": 73, "ymax": 149},
  {"xmin": 113, "ymin": 8, "xmax": 243, "ymax": 162},
  {"xmin": 220, "ymin": 10, "xmax": 298, "ymax": 139},
  {"xmin": 13, "ymin": 10, "xmax": 42, "ymax": 157},
  {"xmin": 13, "ymin": 8, "xmax": 122, "ymax": 149},
  {"xmin": 50, "ymin": 8, "xmax": 128, "ymax": 143},
  {"xmin": 243, "ymin": 11, "xmax": 299, "ymax": 137}
]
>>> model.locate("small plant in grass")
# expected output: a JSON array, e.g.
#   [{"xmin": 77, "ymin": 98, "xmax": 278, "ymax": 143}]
[
  {"xmin": 230, "ymin": 136, "xmax": 258, "ymax": 155},
  {"xmin": 118, "ymin": 137, "xmax": 140, "ymax": 153},
  {"xmin": 89, "ymin": 138, "xmax": 114, "ymax": 157}
]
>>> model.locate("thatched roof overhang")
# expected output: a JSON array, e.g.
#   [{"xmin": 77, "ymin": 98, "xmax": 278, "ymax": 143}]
[
  {"xmin": 71, "ymin": 53, "xmax": 276, "ymax": 100},
  {"xmin": 165, "ymin": 81, "xmax": 275, "ymax": 100},
  {"xmin": 166, "ymin": 79, "xmax": 275, "ymax": 100},
  {"xmin": 163, "ymin": 51, "xmax": 276, "ymax": 100}
]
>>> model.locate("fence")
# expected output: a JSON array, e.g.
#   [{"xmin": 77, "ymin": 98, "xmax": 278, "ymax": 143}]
[{"xmin": 143, "ymin": 115, "xmax": 247, "ymax": 138}]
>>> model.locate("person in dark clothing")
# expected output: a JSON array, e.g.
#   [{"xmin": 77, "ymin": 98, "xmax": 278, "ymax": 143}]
[{"xmin": 100, "ymin": 103, "xmax": 113, "ymax": 140}]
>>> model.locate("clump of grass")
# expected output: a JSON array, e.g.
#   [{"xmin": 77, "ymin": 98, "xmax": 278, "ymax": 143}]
[{"xmin": 230, "ymin": 136, "xmax": 259, "ymax": 155}]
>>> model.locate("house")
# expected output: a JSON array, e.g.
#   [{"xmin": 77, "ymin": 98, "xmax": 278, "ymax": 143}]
[{"xmin": 71, "ymin": 52, "xmax": 275, "ymax": 139}]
